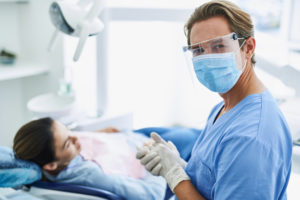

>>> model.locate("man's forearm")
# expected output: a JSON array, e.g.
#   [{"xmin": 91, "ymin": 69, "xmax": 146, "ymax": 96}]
[{"xmin": 174, "ymin": 180, "xmax": 205, "ymax": 200}]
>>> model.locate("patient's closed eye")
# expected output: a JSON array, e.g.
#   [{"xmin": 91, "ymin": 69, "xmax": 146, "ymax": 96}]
[{"xmin": 63, "ymin": 137, "xmax": 71, "ymax": 149}]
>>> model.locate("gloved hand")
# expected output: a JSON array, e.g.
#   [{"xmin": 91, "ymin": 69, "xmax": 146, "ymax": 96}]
[
  {"xmin": 150, "ymin": 133, "xmax": 190, "ymax": 192},
  {"xmin": 136, "ymin": 133, "xmax": 190, "ymax": 192},
  {"xmin": 151, "ymin": 133, "xmax": 187, "ymax": 168},
  {"xmin": 136, "ymin": 132, "xmax": 187, "ymax": 175},
  {"xmin": 136, "ymin": 144, "xmax": 162, "ymax": 175}
]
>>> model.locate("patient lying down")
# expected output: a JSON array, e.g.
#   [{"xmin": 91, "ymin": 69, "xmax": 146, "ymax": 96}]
[{"xmin": 13, "ymin": 117, "xmax": 166, "ymax": 200}]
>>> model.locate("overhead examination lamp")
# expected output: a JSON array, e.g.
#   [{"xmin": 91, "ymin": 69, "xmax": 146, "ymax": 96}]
[{"xmin": 48, "ymin": 0, "xmax": 104, "ymax": 61}]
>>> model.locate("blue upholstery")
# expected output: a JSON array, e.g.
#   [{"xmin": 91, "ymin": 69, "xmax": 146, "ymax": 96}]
[
  {"xmin": 0, "ymin": 146, "xmax": 42, "ymax": 187},
  {"xmin": 31, "ymin": 181, "xmax": 124, "ymax": 200}
]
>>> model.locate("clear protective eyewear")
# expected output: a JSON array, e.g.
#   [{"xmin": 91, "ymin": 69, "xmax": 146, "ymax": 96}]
[
  {"xmin": 183, "ymin": 32, "xmax": 246, "ymax": 57},
  {"xmin": 182, "ymin": 32, "xmax": 247, "ymax": 89}
]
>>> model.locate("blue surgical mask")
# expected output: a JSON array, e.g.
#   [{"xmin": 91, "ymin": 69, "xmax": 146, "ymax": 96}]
[{"xmin": 192, "ymin": 52, "xmax": 242, "ymax": 93}]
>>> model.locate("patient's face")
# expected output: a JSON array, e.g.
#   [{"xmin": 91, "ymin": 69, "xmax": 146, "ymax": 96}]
[{"xmin": 52, "ymin": 121, "xmax": 81, "ymax": 167}]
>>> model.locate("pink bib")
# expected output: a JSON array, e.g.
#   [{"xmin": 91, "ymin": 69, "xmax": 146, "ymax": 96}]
[{"xmin": 73, "ymin": 132, "xmax": 145, "ymax": 179}]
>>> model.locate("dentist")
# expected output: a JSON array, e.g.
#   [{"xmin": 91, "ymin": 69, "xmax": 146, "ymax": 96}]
[{"xmin": 136, "ymin": 0, "xmax": 292, "ymax": 199}]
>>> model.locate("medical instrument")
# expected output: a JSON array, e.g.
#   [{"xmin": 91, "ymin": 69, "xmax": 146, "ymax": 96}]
[{"xmin": 48, "ymin": 0, "xmax": 104, "ymax": 61}]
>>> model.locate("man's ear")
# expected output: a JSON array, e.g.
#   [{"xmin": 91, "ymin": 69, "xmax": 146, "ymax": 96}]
[
  {"xmin": 245, "ymin": 37, "xmax": 256, "ymax": 60},
  {"xmin": 43, "ymin": 162, "xmax": 58, "ymax": 171}
]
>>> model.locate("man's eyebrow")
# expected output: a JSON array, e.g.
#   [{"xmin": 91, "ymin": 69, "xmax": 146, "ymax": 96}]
[
  {"xmin": 189, "ymin": 38, "xmax": 223, "ymax": 50},
  {"xmin": 211, "ymin": 38, "xmax": 223, "ymax": 45},
  {"xmin": 189, "ymin": 43, "xmax": 204, "ymax": 50}
]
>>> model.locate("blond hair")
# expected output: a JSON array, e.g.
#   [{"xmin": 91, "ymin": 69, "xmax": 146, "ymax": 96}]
[{"xmin": 185, "ymin": 0, "xmax": 255, "ymax": 65}]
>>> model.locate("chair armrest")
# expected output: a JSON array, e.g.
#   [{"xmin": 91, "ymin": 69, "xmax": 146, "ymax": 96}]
[{"xmin": 30, "ymin": 181, "xmax": 124, "ymax": 200}]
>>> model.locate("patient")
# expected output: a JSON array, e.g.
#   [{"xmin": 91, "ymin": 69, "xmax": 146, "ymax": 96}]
[{"xmin": 13, "ymin": 117, "xmax": 166, "ymax": 200}]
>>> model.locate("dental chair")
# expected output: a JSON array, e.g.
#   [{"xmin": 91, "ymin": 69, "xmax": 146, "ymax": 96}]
[
  {"xmin": 27, "ymin": 113, "xmax": 134, "ymax": 200},
  {"xmin": 2, "ymin": 113, "xmax": 195, "ymax": 200},
  {"xmin": 0, "ymin": 113, "xmax": 134, "ymax": 200},
  {"xmin": 28, "ymin": 181, "xmax": 123, "ymax": 200}
]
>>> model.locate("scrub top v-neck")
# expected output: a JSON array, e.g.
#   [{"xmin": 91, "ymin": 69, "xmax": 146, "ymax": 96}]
[{"xmin": 184, "ymin": 90, "xmax": 292, "ymax": 200}]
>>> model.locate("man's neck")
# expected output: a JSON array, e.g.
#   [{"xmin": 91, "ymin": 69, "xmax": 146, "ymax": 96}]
[{"xmin": 220, "ymin": 63, "xmax": 266, "ymax": 113}]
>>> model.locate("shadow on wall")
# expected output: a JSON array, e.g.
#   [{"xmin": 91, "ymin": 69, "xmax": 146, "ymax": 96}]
[{"xmin": 256, "ymin": 56, "xmax": 300, "ymax": 97}]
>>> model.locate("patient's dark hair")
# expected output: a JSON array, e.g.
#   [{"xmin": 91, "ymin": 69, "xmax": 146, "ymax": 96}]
[{"xmin": 13, "ymin": 117, "xmax": 57, "ymax": 167}]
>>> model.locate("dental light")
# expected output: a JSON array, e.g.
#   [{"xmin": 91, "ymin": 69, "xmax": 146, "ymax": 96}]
[{"xmin": 48, "ymin": 0, "xmax": 104, "ymax": 61}]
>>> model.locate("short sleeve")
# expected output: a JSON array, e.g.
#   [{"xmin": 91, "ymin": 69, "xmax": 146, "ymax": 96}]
[{"xmin": 212, "ymin": 136, "xmax": 282, "ymax": 200}]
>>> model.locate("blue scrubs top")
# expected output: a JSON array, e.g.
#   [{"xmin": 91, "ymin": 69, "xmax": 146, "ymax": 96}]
[{"xmin": 185, "ymin": 90, "xmax": 292, "ymax": 200}]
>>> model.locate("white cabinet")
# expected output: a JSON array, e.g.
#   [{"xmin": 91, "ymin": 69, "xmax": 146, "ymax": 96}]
[
  {"xmin": 0, "ymin": 0, "xmax": 28, "ymax": 2},
  {"xmin": 0, "ymin": 0, "xmax": 64, "ymax": 147},
  {"xmin": 0, "ymin": 0, "xmax": 51, "ymax": 82},
  {"xmin": 0, "ymin": 63, "xmax": 49, "ymax": 81}
]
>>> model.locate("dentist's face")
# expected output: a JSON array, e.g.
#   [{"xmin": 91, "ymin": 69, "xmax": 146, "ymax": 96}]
[
  {"xmin": 52, "ymin": 121, "xmax": 81, "ymax": 166},
  {"xmin": 190, "ymin": 16, "xmax": 232, "ymax": 46}
]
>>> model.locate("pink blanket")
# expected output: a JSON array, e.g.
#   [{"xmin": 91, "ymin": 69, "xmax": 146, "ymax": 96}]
[{"xmin": 73, "ymin": 132, "xmax": 145, "ymax": 179}]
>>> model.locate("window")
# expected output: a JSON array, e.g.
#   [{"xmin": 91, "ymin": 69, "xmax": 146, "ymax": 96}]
[{"xmin": 68, "ymin": 0, "xmax": 297, "ymax": 129}]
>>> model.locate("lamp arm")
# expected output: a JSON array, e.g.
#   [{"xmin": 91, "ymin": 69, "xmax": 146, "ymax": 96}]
[
  {"xmin": 48, "ymin": 30, "xmax": 60, "ymax": 52},
  {"xmin": 76, "ymin": 0, "xmax": 93, "ymax": 8},
  {"xmin": 73, "ymin": 26, "xmax": 89, "ymax": 61},
  {"xmin": 85, "ymin": 0, "xmax": 103, "ymax": 21}
]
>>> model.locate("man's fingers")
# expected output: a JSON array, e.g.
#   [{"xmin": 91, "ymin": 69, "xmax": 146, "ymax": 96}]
[
  {"xmin": 136, "ymin": 146, "xmax": 142, "ymax": 151},
  {"xmin": 151, "ymin": 163, "xmax": 162, "ymax": 176},
  {"xmin": 150, "ymin": 132, "xmax": 167, "ymax": 145},
  {"xmin": 136, "ymin": 146, "xmax": 149, "ymax": 159},
  {"xmin": 145, "ymin": 156, "xmax": 161, "ymax": 172},
  {"xmin": 167, "ymin": 141, "xmax": 177, "ymax": 151},
  {"xmin": 140, "ymin": 152, "xmax": 158, "ymax": 165}
]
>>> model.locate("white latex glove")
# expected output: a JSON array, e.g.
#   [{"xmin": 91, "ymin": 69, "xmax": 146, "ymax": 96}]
[
  {"xmin": 136, "ymin": 144, "xmax": 162, "ymax": 175},
  {"xmin": 151, "ymin": 133, "xmax": 187, "ymax": 168},
  {"xmin": 151, "ymin": 136, "xmax": 190, "ymax": 192},
  {"xmin": 136, "ymin": 132, "xmax": 187, "ymax": 176}
]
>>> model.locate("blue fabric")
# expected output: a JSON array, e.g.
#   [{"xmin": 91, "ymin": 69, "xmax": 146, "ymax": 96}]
[
  {"xmin": 134, "ymin": 127, "xmax": 201, "ymax": 199},
  {"xmin": 0, "ymin": 146, "xmax": 42, "ymax": 187},
  {"xmin": 32, "ymin": 181, "xmax": 123, "ymax": 200},
  {"xmin": 0, "ymin": 190, "xmax": 43, "ymax": 200},
  {"xmin": 44, "ymin": 155, "xmax": 167, "ymax": 200},
  {"xmin": 184, "ymin": 90, "xmax": 292, "ymax": 200}
]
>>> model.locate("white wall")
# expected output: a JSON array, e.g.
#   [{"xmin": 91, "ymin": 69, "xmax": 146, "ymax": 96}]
[
  {"xmin": 0, "ymin": 80, "xmax": 24, "ymax": 146},
  {"xmin": 105, "ymin": 21, "xmax": 221, "ymax": 129},
  {"xmin": 0, "ymin": 3, "xmax": 21, "ymax": 55},
  {"xmin": 0, "ymin": 0, "xmax": 64, "ymax": 147}
]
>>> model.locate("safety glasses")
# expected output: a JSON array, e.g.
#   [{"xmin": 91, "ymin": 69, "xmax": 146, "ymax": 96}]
[
  {"xmin": 182, "ymin": 32, "xmax": 248, "ymax": 88},
  {"xmin": 183, "ymin": 32, "xmax": 246, "ymax": 57}
]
